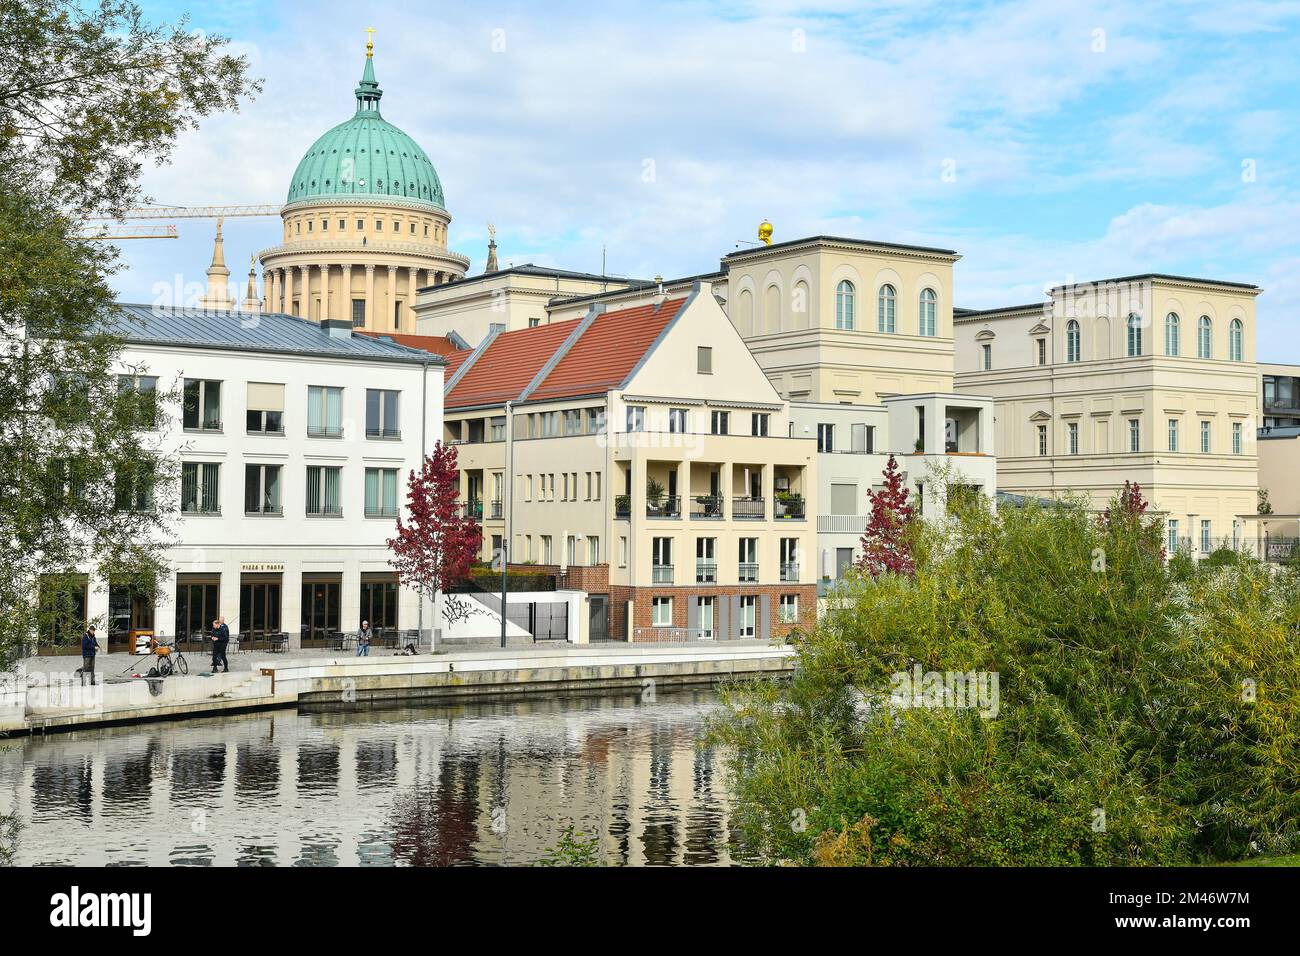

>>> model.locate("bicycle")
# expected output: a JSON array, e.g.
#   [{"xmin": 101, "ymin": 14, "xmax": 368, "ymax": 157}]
[{"xmin": 146, "ymin": 637, "xmax": 189, "ymax": 677}]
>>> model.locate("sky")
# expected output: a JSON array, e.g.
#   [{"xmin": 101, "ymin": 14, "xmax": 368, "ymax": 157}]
[{"xmin": 116, "ymin": 0, "xmax": 1300, "ymax": 360}]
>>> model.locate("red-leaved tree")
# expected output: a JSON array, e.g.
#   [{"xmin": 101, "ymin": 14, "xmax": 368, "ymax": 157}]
[
  {"xmin": 387, "ymin": 442, "xmax": 483, "ymax": 624},
  {"xmin": 857, "ymin": 454, "xmax": 916, "ymax": 579}
]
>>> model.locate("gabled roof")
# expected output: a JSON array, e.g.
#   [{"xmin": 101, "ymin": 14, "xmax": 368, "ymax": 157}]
[
  {"xmin": 525, "ymin": 298, "xmax": 686, "ymax": 403},
  {"xmin": 445, "ymin": 319, "xmax": 582, "ymax": 409},
  {"xmin": 108, "ymin": 304, "xmax": 441, "ymax": 365}
]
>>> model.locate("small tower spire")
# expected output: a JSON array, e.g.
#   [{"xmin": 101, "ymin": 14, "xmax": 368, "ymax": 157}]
[
  {"xmin": 485, "ymin": 222, "xmax": 498, "ymax": 274},
  {"xmin": 200, "ymin": 217, "xmax": 232, "ymax": 310},
  {"xmin": 241, "ymin": 255, "xmax": 262, "ymax": 313},
  {"xmin": 355, "ymin": 27, "xmax": 382, "ymax": 114}
]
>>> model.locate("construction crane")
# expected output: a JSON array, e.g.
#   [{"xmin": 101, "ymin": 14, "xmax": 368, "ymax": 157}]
[{"xmin": 76, "ymin": 203, "xmax": 280, "ymax": 240}]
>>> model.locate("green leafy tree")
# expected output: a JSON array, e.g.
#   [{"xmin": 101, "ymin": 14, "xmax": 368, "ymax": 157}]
[{"xmin": 0, "ymin": 2, "xmax": 259, "ymax": 665}]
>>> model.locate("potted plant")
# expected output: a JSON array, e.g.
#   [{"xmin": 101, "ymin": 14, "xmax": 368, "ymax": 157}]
[{"xmin": 646, "ymin": 478, "xmax": 666, "ymax": 514}]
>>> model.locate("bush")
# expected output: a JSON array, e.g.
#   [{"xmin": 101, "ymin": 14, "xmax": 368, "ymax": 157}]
[{"xmin": 710, "ymin": 495, "xmax": 1300, "ymax": 865}]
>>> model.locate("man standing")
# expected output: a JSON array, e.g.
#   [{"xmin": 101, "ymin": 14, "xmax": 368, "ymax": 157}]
[
  {"xmin": 210, "ymin": 617, "xmax": 230, "ymax": 673},
  {"xmin": 80, "ymin": 624, "xmax": 100, "ymax": 686},
  {"xmin": 357, "ymin": 619, "xmax": 372, "ymax": 657}
]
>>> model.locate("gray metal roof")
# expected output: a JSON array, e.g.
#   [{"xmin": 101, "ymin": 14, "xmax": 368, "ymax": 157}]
[{"xmin": 107, "ymin": 304, "xmax": 443, "ymax": 365}]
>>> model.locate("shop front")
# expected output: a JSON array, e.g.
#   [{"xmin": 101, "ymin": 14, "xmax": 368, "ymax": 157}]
[
  {"xmin": 239, "ymin": 567, "xmax": 283, "ymax": 650},
  {"xmin": 301, "ymin": 572, "xmax": 342, "ymax": 648},
  {"xmin": 175, "ymin": 574, "xmax": 220, "ymax": 650}
]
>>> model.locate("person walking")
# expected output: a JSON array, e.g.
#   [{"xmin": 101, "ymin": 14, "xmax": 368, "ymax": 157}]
[
  {"xmin": 210, "ymin": 617, "xmax": 230, "ymax": 673},
  {"xmin": 80, "ymin": 625, "xmax": 100, "ymax": 686},
  {"xmin": 357, "ymin": 620, "xmax": 372, "ymax": 657}
]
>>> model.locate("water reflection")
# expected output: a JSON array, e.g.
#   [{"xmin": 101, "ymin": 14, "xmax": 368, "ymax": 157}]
[{"xmin": 0, "ymin": 689, "xmax": 737, "ymax": 866}]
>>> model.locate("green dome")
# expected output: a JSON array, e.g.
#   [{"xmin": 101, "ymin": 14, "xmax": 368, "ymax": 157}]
[{"xmin": 285, "ymin": 54, "xmax": 445, "ymax": 210}]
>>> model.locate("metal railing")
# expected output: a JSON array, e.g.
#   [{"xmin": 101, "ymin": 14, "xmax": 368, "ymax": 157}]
[
  {"xmin": 696, "ymin": 560, "xmax": 716, "ymax": 583},
  {"xmin": 780, "ymin": 562, "xmax": 800, "ymax": 582},
  {"xmin": 646, "ymin": 496, "xmax": 681, "ymax": 519},
  {"xmin": 733, "ymin": 496, "xmax": 766, "ymax": 520},
  {"xmin": 691, "ymin": 495, "xmax": 724, "ymax": 519},
  {"xmin": 651, "ymin": 564, "xmax": 674, "ymax": 584},
  {"xmin": 632, "ymin": 627, "xmax": 716, "ymax": 643},
  {"xmin": 818, "ymin": 514, "xmax": 868, "ymax": 533},
  {"xmin": 615, "ymin": 495, "xmax": 631, "ymax": 519},
  {"xmin": 307, "ymin": 423, "xmax": 343, "ymax": 438},
  {"xmin": 738, "ymin": 562, "xmax": 759, "ymax": 582},
  {"xmin": 489, "ymin": 499, "xmax": 503, "ymax": 519},
  {"xmin": 365, "ymin": 426, "xmax": 401, "ymax": 439},
  {"xmin": 774, "ymin": 495, "xmax": 805, "ymax": 519},
  {"xmin": 463, "ymin": 499, "xmax": 484, "ymax": 520}
]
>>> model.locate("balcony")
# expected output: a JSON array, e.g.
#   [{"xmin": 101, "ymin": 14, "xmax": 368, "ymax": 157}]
[
  {"xmin": 489, "ymin": 499, "xmax": 503, "ymax": 520},
  {"xmin": 738, "ymin": 562, "xmax": 759, "ymax": 583},
  {"xmin": 780, "ymin": 562, "xmax": 800, "ymax": 583},
  {"xmin": 646, "ymin": 495, "xmax": 681, "ymax": 519},
  {"xmin": 463, "ymin": 499, "xmax": 484, "ymax": 520},
  {"xmin": 652, "ymin": 564, "xmax": 674, "ymax": 584},
  {"xmin": 615, "ymin": 495, "xmax": 631, "ymax": 519},
  {"xmin": 774, "ymin": 495, "xmax": 805, "ymax": 520},
  {"xmin": 690, "ymin": 495, "xmax": 724, "ymax": 519},
  {"xmin": 733, "ymin": 496, "xmax": 765, "ymax": 520},
  {"xmin": 696, "ymin": 560, "xmax": 717, "ymax": 583}
]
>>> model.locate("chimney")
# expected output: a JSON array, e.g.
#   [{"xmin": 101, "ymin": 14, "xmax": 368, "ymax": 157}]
[{"xmin": 323, "ymin": 317, "xmax": 353, "ymax": 340}]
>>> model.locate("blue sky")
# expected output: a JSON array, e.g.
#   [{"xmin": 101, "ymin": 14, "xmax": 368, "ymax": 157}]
[{"xmin": 117, "ymin": 0, "xmax": 1300, "ymax": 359}]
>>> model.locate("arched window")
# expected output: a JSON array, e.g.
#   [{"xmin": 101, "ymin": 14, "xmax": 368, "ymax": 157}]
[
  {"xmin": 835, "ymin": 280, "xmax": 855, "ymax": 330},
  {"xmin": 877, "ymin": 283, "xmax": 896, "ymax": 333},
  {"xmin": 1126, "ymin": 313, "xmax": 1143, "ymax": 357},
  {"xmin": 1066, "ymin": 319, "xmax": 1081, "ymax": 363},
  {"xmin": 1164, "ymin": 313, "xmax": 1180, "ymax": 356},
  {"xmin": 1198, "ymin": 316, "xmax": 1212, "ymax": 358},
  {"xmin": 918, "ymin": 288, "xmax": 937, "ymax": 336},
  {"xmin": 1229, "ymin": 319, "xmax": 1243, "ymax": 361}
]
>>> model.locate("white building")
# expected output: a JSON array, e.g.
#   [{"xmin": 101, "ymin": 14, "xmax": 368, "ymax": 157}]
[{"xmin": 78, "ymin": 305, "xmax": 445, "ymax": 653}]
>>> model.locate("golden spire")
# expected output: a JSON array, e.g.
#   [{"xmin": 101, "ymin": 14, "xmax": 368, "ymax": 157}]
[
  {"xmin": 758, "ymin": 220, "xmax": 773, "ymax": 246},
  {"xmin": 366, "ymin": 26, "xmax": 375, "ymax": 58}
]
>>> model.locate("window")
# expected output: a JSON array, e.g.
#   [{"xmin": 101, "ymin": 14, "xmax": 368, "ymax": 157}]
[
  {"xmin": 738, "ymin": 596, "xmax": 756, "ymax": 638},
  {"xmin": 339, "ymin": 219, "xmax": 346, "ymax": 230},
  {"xmin": 619, "ymin": 536, "xmax": 628, "ymax": 567},
  {"xmin": 752, "ymin": 413, "xmax": 769, "ymax": 436},
  {"xmin": 697, "ymin": 346, "xmax": 713, "ymax": 374},
  {"xmin": 1129, "ymin": 418, "xmax": 1140, "ymax": 452},
  {"xmin": 360, "ymin": 574, "xmax": 399, "ymax": 630},
  {"xmin": 352, "ymin": 299, "xmax": 366, "ymax": 327},
  {"xmin": 1167, "ymin": 519, "xmax": 1180, "ymax": 554},
  {"xmin": 1067, "ymin": 422, "xmax": 1079, "ymax": 455},
  {"xmin": 1066, "ymin": 320, "xmax": 1081, "ymax": 363},
  {"xmin": 114, "ymin": 461, "xmax": 155, "ymax": 512},
  {"xmin": 588, "ymin": 536, "xmax": 599, "ymax": 565},
  {"xmin": 357, "ymin": 218, "xmax": 364, "ymax": 230},
  {"xmin": 566, "ymin": 535, "xmax": 578, "ymax": 567},
  {"xmin": 981, "ymin": 344, "xmax": 992, "ymax": 370},
  {"xmin": 1167, "ymin": 418, "xmax": 1179, "ymax": 452},
  {"xmin": 181, "ymin": 462, "xmax": 220, "ymax": 514},
  {"xmin": 306, "ymin": 465, "xmax": 342, "ymax": 516},
  {"xmin": 528, "ymin": 317, "xmax": 540, "ymax": 328},
  {"xmin": 1164, "ymin": 313, "xmax": 1180, "ymax": 356},
  {"xmin": 246, "ymin": 382, "xmax": 285, "ymax": 434},
  {"xmin": 1232, "ymin": 421, "xmax": 1243, "ymax": 455},
  {"xmin": 376, "ymin": 219, "xmax": 383, "ymax": 231},
  {"xmin": 1200, "ymin": 519, "xmax": 1212, "ymax": 553},
  {"xmin": 625, "ymin": 406, "xmax": 644, "ymax": 432},
  {"xmin": 320, "ymin": 218, "xmax": 328, "ymax": 231},
  {"xmin": 117, "ymin": 374, "xmax": 159, "ymax": 428},
  {"xmin": 780, "ymin": 537, "xmax": 799, "ymax": 581},
  {"xmin": 1200, "ymin": 420, "xmax": 1211, "ymax": 454},
  {"xmin": 364, "ymin": 467, "xmax": 399, "ymax": 517},
  {"xmin": 1229, "ymin": 319, "xmax": 1243, "ymax": 361},
  {"xmin": 652, "ymin": 537, "xmax": 673, "ymax": 583},
  {"xmin": 711, "ymin": 410, "xmax": 729, "ymax": 435},
  {"xmin": 393, "ymin": 300, "xmax": 402, "ymax": 330},
  {"xmin": 366, "ymin": 389, "xmax": 400, "ymax": 439},
  {"xmin": 697, "ymin": 596, "xmax": 715, "ymax": 639},
  {"xmin": 835, "ymin": 280, "xmax": 855, "ymax": 330},
  {"xmin": 1198, "ymin": 316, "xmax": 1212, "ymax": 358},
  {"xmin": 541, "ymin": 535, "xmax": 553, "ymax": 564},
  {"xmin": 779, "ymin": 594, "xmax": 798, "ymax": 624},
  {"xmin": 668, "ymin": 408, "xmax": 687, "ymax": 433},
  {"xmin": 876, "ymin": 284, "xmax": 894, "ymax": 332},
  {"xmin": 307, "ymin": 386, "xmax": 344, "ymax": 437},
  {"xmin": 738, "ymin": 538, "xmax": 758, "ymax": 582},
  {"xmin": 696, "ymin": 537, "xmax": 716, "ymax": 583},
  {"xmin": 1037, "ymin": 424, "xmax": 1047, "ymax": 456},
  {"xmin": 244, "ymin": 463, "xmax": 283, "ymax": 515},
  {"xmin": 817, "ymin": 423, "xmax": 834, "ymax": 453},
  {"xmin": 175, "ymin": 578, "xmax": 219, "ymax": 642},
  {"xmin": 919, "ymin": 288, "xmax": 937, "ymax": 336},
  {"xmin": 182, "ymin": 379, "xmax": 222, "ymax": 431},
  {"xmin": 563, "ymin": 409, "xmax": 582, "ymax": 436},
  {"xmin": 1037, "ymin": 338, "xmax": 1047, "ymax": 366},
  {"xmin": 652, "ymin": 597, "xmax": 673, "ymax": 627},
  {"xmin": 1126, "ymin": 313, "xmax": 1143, "ymax": 356}
]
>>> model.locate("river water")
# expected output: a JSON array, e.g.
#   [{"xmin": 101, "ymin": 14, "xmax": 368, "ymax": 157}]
[{"xmin": 0, "ymin": 689, "xmax": 744, "ymax": 866}]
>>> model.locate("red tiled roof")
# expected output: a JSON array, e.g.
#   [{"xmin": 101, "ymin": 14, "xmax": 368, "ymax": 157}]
[
  {"xmin": 445, "ymin": 319, "xmax": 582, "ymax": 409},
  {"xmin": 355, "ymin": 330, "xmax": 460, "ymax": 356},
  {"xmin": 526, "ymin": 298, "xmax": 686, "ymax": 402}
]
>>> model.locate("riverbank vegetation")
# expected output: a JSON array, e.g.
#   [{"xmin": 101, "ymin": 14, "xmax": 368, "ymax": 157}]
[{"xmin": 710, "ymin": 486, "xmax": 1300, "ymax": 866}]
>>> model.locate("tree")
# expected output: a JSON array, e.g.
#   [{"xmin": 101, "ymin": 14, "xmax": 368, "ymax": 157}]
[
  {"xmin": 1258, "ymin": 488, "xmax": 1274, "ymax": 515},
  {"xmin": 0, "ymin": 2, "xmax": 258, "ymax": 666},
  {"xmin": 856, "ymin": 454, "xmax": 915, "ymax": 578},
  {"xmin": 387, "ymin": 442, "xmax": 483, "ymax": 625}
]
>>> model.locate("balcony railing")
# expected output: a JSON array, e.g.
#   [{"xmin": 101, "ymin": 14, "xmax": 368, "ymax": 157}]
[
  {"xmin": 646, "ymin": 496, "xmax": 681, "ymax": 519},
  {"xmin": 366, "ymin": 426, "xmax": 401, "ymax": 439},
  {"xmin": 738, "ymin": 562, "xmax": 759, "ymax": 582},
  {"xmin": 652, "ymin": 564, "xmax": 674, "ymax": 584},
  {"xmin": 307, "ymin": 423, "xmax": 343, "ymax": 438},
  {"xmin": 733, "ymin": 496, "xmax": 765, "ymax": 520},
  {"xmin": 780, "ymin": 562, "xmax": 800, "ymax": 582},
  {"xmin": 696, "ymin": 560, "xmax": 716, "ymax": 583},
  {"xmin": 462, "ymin": 499, "xmax": 484, "ymax": 520},
  {"xmin": 615, "ymin": 495, "xmax": 631, "ymax": 519},
  {"xmin": 774, "ymin": 495, "xmax": 805, "ymax": 520},
  {"xmin": 632, "ymin": 627, "xmax": 715, "ymax": 643},
  {"xmin": 691, "ymin": 495, "xmax": 724, "ymax": 519},
  {"xmin": 489, "ymin": 499, "xmax": 503, "ymax": 520}
]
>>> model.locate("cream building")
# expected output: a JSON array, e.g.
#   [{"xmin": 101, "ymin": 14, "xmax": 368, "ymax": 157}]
[
  {"xmin": 256, "ymin": 40, "xmax": 469, "ymax": 332},
  {"xmin": 954, "ymin": 274, "xmax": 1261, "ymax": 554},
  {"xmin": 442, "ymin": 282, "xmax": 817, "ymax": 642}
]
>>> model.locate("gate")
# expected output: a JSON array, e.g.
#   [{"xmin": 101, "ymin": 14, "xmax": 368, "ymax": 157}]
[{"xmin": 588, "ymin": 595, "xmax": 609, "ymax": 642}]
